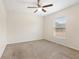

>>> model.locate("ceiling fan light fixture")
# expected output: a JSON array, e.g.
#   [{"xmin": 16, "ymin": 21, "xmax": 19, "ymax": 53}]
[
  {"xmin": 38, "ymin": 7, "xmax": 42, "ymax": 10},
  {"xmin": 27, "ymin": 0, "xmax": 53, "ymax": 13}
]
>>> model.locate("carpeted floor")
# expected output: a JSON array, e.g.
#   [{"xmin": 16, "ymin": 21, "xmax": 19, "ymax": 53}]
[{"xmin": 1, "ymin": 40, "xmax": 79, "ymax": 59}]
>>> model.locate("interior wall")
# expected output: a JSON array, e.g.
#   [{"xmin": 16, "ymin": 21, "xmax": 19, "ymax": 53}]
[
  {"xmin": 7, "ymin": 11, "xmax": 43, "ymax": 44},
  {"xmin": 0, "ymin": 0, "xmax": 7, "ymax": 58},
  {"xmin": 44, "ymin": 4, "xmax": 79, "ymax": 50}
]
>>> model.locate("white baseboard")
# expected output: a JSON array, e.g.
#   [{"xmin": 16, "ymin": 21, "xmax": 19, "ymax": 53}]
[
  {"xmin": 0, "ymin": 43, "xmax": 7, "ymax": 58},
  {"xmin": 45, "ymin": 39, "xmax": 79, "ymax": 51}
]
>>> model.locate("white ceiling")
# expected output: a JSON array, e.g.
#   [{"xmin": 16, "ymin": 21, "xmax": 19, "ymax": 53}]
[{"xmin": 3, "ymin": 0, "xmax": 79, "ymax": 16}]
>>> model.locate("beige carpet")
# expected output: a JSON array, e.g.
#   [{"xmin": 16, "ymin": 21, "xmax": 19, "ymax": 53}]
[{"xmin": 1, "ymin": 40, "xmax": 79, "ymax": 59}]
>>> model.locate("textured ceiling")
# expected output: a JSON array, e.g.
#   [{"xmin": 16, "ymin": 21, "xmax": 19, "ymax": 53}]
[{"xmin": 3, "ymin": 0, "xmax": 79, "ymax": 16}]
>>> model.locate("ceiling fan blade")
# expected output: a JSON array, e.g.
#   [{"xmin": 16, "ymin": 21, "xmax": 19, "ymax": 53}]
[
  {"xmin": 37, "ymin": 0, "xmax": 40, "ymax": 7},
  {"xmin": 38, "ymin": 0, "xmax": 40, "ymax": 4},
  {"xmin": 27, "ymin": 7, "xmax": 38, "ymax": 8},
  {"xmin": 43, "ymin": 4, "xmax": 53, "ymax": 8},
  {"xmin": 34, "ymin": 9, "xmax": 38, "ymax": 13},
  {"xmin": 42, "ymin": 9, "xmax": 46, "ymax": 12}
]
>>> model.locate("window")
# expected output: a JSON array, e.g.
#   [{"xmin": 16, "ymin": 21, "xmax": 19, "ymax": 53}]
[{"xmin": 54, "ymin": 16, "xmax": 67, "ymax": 39}]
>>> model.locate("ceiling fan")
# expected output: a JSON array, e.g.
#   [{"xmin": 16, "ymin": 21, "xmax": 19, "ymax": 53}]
[{"xmin": 27, "ymin": 0, "xmax": 53, "ymax": 13}]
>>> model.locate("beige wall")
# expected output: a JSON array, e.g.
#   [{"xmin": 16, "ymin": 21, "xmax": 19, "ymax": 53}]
[
  {"xmin": 0, "ymin": 0, "xmax": 7, "ymax": 58},
  {"xmin": 7, "ymin": 11, "xmax": 43, "ymax": 44},
  {"xmin": 44, "ymin": 4, "xmax": 79, "ymax": 50}
]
